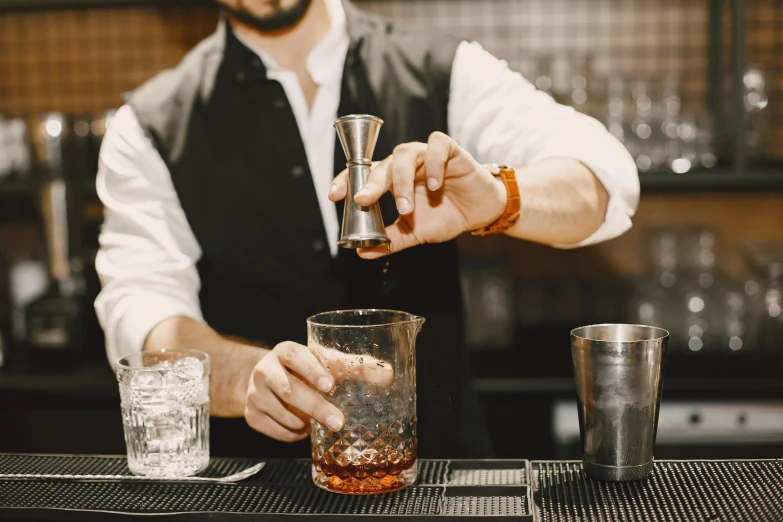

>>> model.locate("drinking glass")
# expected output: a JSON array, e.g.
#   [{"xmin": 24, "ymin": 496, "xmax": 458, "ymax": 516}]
[
  {"xmin": 308, "ymin": 309, "xmax": 424, "ymax": 494},
  {"xmin": 567, "ymin": 52, "xmax": 591, "ymax": 115},
  {"xmin": 743, "ymin": 65, "xmax": 769, "ymax": 155},
  {"xmin": 747, "ymin": 244, "xmax": 783, "ymax": 351},
  {"xmin": 116, "ymin": 349, "xmax": 210, "ymax": 477},
  {"xmin": 696, "ymin": 114, "xmax": 717, "ymax": 169},
  {"xmin": 604, "ymin": 75, "xmax": 627, "ymax": 144},
  {"xmin": 631, "ymin": 229, "xmax": 682, "ymax": 350},
  {"xmin": 534, "ymin": 55, "xmax": 554, "ymax": 97}
]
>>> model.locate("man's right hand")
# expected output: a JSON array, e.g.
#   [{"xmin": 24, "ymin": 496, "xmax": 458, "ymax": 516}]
[{"xmin": 244, "ymin": 341, "xmax": 394, "ymax": 442}]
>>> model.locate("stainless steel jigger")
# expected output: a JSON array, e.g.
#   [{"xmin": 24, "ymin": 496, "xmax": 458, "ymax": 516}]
[
  {"xmin": 571, "ymin": 324, "xmax": 669, "ymax": 482},
  {"xmin": 334, "ymin": 114, "xmax": 391, "ymax": 249}
]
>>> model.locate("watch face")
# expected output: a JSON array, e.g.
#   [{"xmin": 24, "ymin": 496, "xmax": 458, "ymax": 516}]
[{"xmin": 483, "ymin": 163, "xmax": 501, "ymax": 175}]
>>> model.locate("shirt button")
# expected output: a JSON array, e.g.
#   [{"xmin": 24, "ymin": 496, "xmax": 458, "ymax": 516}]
[
  {"xmin": 272, "ymin": 99, "xmax": 286, "ymax": 109},
  {"xmin": 312, "ymin": 239, "xmax": 325, "ymax": 253},
  {"xmin": 236, "ymin": 71, "xmax": 245, "ymax": 82},
  {"xmin": 250, "ymin": 57, "xmax": 262, "ymax": 69},
  {"xmin": 291, "ymin": 165, "xmax": 305, "ymax": 178}
]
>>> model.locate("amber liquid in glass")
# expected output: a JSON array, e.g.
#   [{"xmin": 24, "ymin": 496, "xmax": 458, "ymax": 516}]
[{"xmin": 314, "ymin": 450, "xmax": 416, "ymax": 494}]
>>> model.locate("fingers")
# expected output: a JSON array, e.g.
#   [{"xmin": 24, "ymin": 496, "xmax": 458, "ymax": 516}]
[
  {"xmin": 246, "ymin": 340, "xmax": 397, "ymax": 442},
  {"xmin": 245, "ymin": 407, "xmax": 309, "ymax": 443},
  {"xmin": 387, "ymin": 143, "xmax": 425, "ymax": 215},
  {"xmin": 329, "ymin": 161, "xmax": 384, "ymax": 202},
  {"xmin": 252, "ymin": 349, "xmax": 345, "ymax": 432},
  {"xmin": 338, "ymin": 135, "xmax": 457, "ymax": 212},
  {"xmin": 424, "ymin": 131, "xmax": 455, "ymax": 191},
  {"xmin": 274, "ymin": 341, "xmax": 334, "ymax": 393},
  {"xmin": 247, "ymin": 385, "xmax": 306, "ymax": 432},
  {"xmin": 357, "ymin": 245, "xmax": 392, "ymax": 259},
  {"xmin": 312, "ymin": 345, "xmax": 394, "ymax": 387},
  {"xmin": 329, "ymin": 169, "xmax": 348, "ymax": 201},
  {"xmin": 353, "ymin": 155, "xmax": 394, "ymax": 207},
  {"xmin": 357, "ymin": 219, "xmax": 416, "ymax": 260},
  {"xmin": 332, "ymin": 160, "xmax": 391, "ymax": 205},
  {"xmin": 281, "ymin": 374, "xmax": 345, "ymax": 431},
  {"xmin": 246, "ymin": 356, "xmax": 311, "ymax": 441}
]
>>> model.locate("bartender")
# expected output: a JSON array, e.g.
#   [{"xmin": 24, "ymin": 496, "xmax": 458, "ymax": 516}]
[{"xmin": 95, "ymin": 0, "xmax": 638, "ymax": 458}]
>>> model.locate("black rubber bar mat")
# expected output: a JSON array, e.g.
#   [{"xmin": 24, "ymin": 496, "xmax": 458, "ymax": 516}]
[
  {"xmin": 0, "ymin": 455, "xmax": 532, "ymax": 521},
  {"xmin": 532, "ymin": 460, "xmax": 783, "ymax": 522}
]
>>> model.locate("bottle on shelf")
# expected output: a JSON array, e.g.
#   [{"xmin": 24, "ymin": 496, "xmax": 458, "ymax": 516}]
[{"xmin": 24, "ymin": 112, "xmax": 87, "ymax": 368}]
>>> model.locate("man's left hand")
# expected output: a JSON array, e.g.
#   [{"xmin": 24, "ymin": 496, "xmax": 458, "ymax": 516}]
[{"xmin": 329, "ymin": 132, "xmax": 507, "ymax": 259}]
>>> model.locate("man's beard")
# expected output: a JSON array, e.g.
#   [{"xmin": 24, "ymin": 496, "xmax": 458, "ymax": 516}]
[{"xmin": 220, "ymin": 0, "xmax": 313, "ymax": 32}]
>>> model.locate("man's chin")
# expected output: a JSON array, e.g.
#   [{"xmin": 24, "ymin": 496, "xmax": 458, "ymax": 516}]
[{"xmin": 220, "ymin": 0, "xmax": 313, "ymax": 33}]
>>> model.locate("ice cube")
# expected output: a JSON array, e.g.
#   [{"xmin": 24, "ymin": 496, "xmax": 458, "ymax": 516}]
[
  {"xmin": 174, "ymin": 356, "xmax": 200, "ymax": 368},
  {"xmin": 160, "ymin": 435, "xmax": 185, "ymax": 453},
  {"xmin": 173, "ymin": 357, "xmax": 203, "ymax": 382},
  {"xmin": 131, "ymin": 370, "xmax": 162, "ymax": 388},
  {"xmin": 160, "ymin": 370, "xmax": 182, "ymax": 387}
]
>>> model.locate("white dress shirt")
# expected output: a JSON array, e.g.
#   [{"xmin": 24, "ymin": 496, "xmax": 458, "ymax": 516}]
[{"xmin": 95, "ymin": 0, "xmax": 639, "ymax": 365}]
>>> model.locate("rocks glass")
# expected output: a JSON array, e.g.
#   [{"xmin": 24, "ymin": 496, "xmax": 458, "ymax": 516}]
[{"xmin": 116, "ymin": 349, "xmax": 210, "ymax": 478}]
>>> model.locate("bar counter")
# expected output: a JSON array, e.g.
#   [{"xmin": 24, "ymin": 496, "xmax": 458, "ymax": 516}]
[{"xmin": 1, "ymin": 454, "xmax": 782, "ymax": 521}]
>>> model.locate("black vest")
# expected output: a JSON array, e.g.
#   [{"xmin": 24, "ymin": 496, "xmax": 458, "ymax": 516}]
[{"xmin": 127, "ymin": 2, "xmax": 491, "ymax": 458}]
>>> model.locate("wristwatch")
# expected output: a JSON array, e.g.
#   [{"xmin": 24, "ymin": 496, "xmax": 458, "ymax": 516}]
[{"xmin": 471, "ymin": 164, "xmax": 521, "ymax": 236}]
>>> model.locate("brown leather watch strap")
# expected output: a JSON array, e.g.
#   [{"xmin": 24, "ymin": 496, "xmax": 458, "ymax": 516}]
[{"xmin": 471, "ymin": 164, "xmax": 521, "ymax": 236}]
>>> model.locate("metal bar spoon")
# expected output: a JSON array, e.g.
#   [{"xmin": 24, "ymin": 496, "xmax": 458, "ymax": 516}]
[{"xmin": 0, "ymin": 462, "xmax": 265, "ymax": 483}]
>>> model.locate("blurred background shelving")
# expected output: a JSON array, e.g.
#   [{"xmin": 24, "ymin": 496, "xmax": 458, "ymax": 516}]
[
  {"xmin": 639, "ymin": 168, "xmax": 783, "ymax": 191},
  {"xmin": 3, "ymin": 0, "xmax": 782, "ymax": 191}
]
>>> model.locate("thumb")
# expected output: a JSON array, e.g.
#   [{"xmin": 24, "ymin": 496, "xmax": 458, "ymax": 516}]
[
  {"xmin": 357, "ymin": 220, "xmax": 420, "ymax": 259},
  {"xmin": 329, "ymin": 170, "xmax": 348, "ymax": 201}
]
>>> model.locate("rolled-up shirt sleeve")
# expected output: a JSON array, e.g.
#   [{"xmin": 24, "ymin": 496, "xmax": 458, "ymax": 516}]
[
  {"xmin": 94, "ymin": 105, "xmax": 204, "ymax": 367},
  {"xmin": 448, "ymin": 41, "xmax": 640, "ymax": 248}
]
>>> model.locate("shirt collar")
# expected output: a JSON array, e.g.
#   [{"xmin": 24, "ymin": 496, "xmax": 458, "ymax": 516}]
[{"xmin": 231, "ymin": 0, "xmax": 348, "ymax": 90}]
